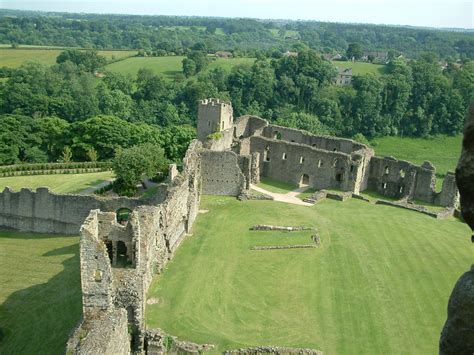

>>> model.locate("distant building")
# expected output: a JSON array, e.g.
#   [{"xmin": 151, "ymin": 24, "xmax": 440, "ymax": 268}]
[
  {"xmin": 334, "ymin": 68, "xmax": 353, "ymax": 86},
  {"xmin": 283, "ymin": 51, "xmax": 298, "ymax": 57},
  {"xmin": 215, "ymin": 51, "xmax": 233, "ymax": 58},
  {"xmin": 362, "ymin": 51, "xmax": 388, "ymax": 62},
  {"xmin": 323, "ymin": 53, "xmax": 343, "ymax": 61}
]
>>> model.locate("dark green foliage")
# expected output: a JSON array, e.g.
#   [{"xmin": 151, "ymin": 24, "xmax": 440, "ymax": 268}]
[
  {"xmin": 112, "ymin": 143, "xmax": 168, "ymax": 196},
  {"xmin": 56, "ymin": 49, "xmax": 106, "ymax": 72},
  {"xmin": 346, "ymin": 43, "xmax": 363, "ymax": 60}
]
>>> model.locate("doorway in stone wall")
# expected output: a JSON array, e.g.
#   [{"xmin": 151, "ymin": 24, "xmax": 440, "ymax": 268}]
[
  {"xmin": 116, "ymin": 241, "xmax": 128, "ymax": 267},
  {"xmin": 299, "ymin": 174, "xmax": 310, "ymax": 187}
]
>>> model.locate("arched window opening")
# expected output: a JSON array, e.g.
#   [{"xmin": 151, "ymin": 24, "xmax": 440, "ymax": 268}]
[
  {"xmin": 282, "ymin": 153, "xmax": 287, "ymax": 160},
  {"xmin": 385, "ymin": 166, "xmax": 390, "ymax": 175},
  {"xmin": 300, "ymin": 156, "xmax": 305, "ymax": 164},
  {"xmin": 264, "ymin": 146, "xmax": 271, "ymax": 162},
  {"xmin": 116, "ymin": 208, "xmax": 132, "ymax": 225},
  {"xmin": 318, "ymin": 160, "xmax": 323, "ymax": 168},
  {"xmin": 400, "ymin": 169, "xmax": 405, "ymax": 178}
]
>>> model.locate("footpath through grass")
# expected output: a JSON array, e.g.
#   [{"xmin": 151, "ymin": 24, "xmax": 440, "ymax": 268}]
[
  {"xmin": 147, "ymin": 195, "xmax": 471, "ymax": 354},
  {"xmin": 0, "ymin": 171, "xmax": 114, "ymax": 194},
  {"xmin": 0, "ymin": 231, "xmax": 81, "ymax": 354}
]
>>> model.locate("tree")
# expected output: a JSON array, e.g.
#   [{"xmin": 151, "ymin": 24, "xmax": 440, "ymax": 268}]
[
  {"xmin": 112, "ymin": 143, "xmax": 168, "ymax": 196},
  {"xmin": 86, "ymin": 147, "xmax": 98, "ymax": 162},
  {"xmin": 61, "ymin": 146, "xmax": 73, "ymax": 163},
  {"xmin": 346, "ymin": 43, "xmax": 363, "ymax": 60},
  {"xmin": 56, "ymin": 49, "xmax": 106, "ymax": 73},
  {"xmin": 182, "ymin": 58, "xmax": 197, "ymax": 78}
]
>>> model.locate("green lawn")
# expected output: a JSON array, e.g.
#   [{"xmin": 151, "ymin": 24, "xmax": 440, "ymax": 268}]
[
  {"xmin": 0, "ymin": 48, "xmax": 137, "ymax": 68},
  {"xmin": 257, "ymin": 177, "xmax": 297, "ymax": 193},
  {"xmin": 146, "ymin": 195, "xmax": 471, "ymax": 354},
  {"xmin": 0, "ymin": 171, "xmax": 114, "ymax": 194},
  {"xmin": 333, "ymin": 60, "xmax": 386, "ymax": 76},
  {"xmin": 0, "ymin": 231, "xmax": 81, "ymax": 354},
  {"xmin": 371, "ymin": 135, "xmax": 462, "ymax": 190},
  {"xmin": 297, "ymin": 188, "xmax": 317, "ymax": 200},
  {"xmin": 105, "ymin": 56, "xmax": 256, "ymax": 79}
]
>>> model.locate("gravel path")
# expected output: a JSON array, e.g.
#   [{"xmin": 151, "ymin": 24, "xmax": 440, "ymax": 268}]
[{"xmin": 250, "ymin": 184, "xmax": 313, "ymax": 206}]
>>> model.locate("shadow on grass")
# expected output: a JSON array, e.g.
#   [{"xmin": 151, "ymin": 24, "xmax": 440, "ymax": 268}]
[
  {"xmin": 0, "ymin": 243, "xmax": 82, "ymax": 354},
  {"xmin": 161, "ymin": 70, "xmax": 182, "ymax": 77},
  {"xmin": 0, "ymin": 230, "xmax": 76, "ymax": 240}
]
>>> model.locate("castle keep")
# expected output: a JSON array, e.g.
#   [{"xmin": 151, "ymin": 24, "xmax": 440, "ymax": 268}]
[{"xmin": 0, "ymin": 99, "xmax": 460, "ymax": 354}]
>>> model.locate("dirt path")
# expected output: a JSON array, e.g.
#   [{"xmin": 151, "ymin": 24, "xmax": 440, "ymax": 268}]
[{"xmin": 250, "ymin": 184, "xmax": 313, "ymax": 206}]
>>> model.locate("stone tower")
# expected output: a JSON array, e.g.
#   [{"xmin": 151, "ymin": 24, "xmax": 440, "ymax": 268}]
[{"xmin": 197, "ymin": 98, "xmax": 233, "ymax": 141}]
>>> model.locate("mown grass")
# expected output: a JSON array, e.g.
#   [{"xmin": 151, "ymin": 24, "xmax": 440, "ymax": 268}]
[
  {"xmin": 0, "ymin": 48, "xmax": 137, "ymax": 68},
  {"xmin": 333, "ymin": 60, "xmax": 386, "ymax": 76},
  {"xmin": 0, "ymin": 231, "xmax": 81, "ymax": 354},
  {"xmin": 146, "ymin": 195, "xmax": 471, "ymax": 354},
  {"xmin": 257, "ymin": 177, "xmax": 297, "ymax": 193},
  {"xmin": 297, "ymin": 188, "xmax": 317, "ymax": 200},
  {"xmin": 0, "ymin": 171, "xmax": 114, "ymax": 194}
]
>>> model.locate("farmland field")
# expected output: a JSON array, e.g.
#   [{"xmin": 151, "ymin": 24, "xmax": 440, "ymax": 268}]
[
  {"xmin": 0, "ymin": 171, "xmax": 114, "ymax": 194},
  {"xmin": 333, "ymin": 60, "xmax": 386, "ymax": 76},
  {"xmin": 0, "ymin": 48, "xmax": 137, "ymax": 68},
  {"xmin": 146, "ymin": 195, "xmax": 471, "ymax": 353},
  {"xmin": 0, "ymin": 231, "xmax": 81, "ymax": 354},
  {"xmin": 105, "ymin": 56, "xmax": 256, "ymax": 79},
  {"xmin": 371, "ymin": 135, "xmax": 463, "ymax": 178}
]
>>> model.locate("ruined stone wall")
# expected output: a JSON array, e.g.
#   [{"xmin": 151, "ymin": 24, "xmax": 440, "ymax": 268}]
[
  {"xmin": 366, "ymin": 156, "xmax": 459, "ymax": 207},
  {"xmin": 262, "ymin": 124, "xmax": 366, "ymax": 155},
  {"xmin": 70, "ymin": 140, "xmax": 203, "ymax": 354},
  {"xmin": 0, "ymin": 187, "xmax": 159, "ymax": 235},
  {"xmin": 197, "ymin": 98, "xmax": 233, "ymax": 141},
  {"xmin": 233, "ymin": 115, "xmax": 268, "ymax": 139},
  {"xmin": 250, "ymin": 136, "xmax": 357, "ymax": 191},
  {"xmin": 203, "ymin": 128, "xmax": 234, "ymax": 151},
  {"xmin": 201, "ymin": 150, "xmax": 247, "ymax": 195}
]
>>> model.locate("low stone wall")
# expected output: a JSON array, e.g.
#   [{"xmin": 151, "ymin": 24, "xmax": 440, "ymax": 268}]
[
  {"xmin": 325, "ymin": 191, "xmax": 353, "ymax": 202},
  {"xmin": 145, "ymin": 328, "xmax": 214, "ymax": 354},
  {"xmin": 224, "ymin": 346, "xmax": 322, "ymax": 354},
  {"xmin": 250, "ymin": 225, "xmax": 314, "ymax": 231}
]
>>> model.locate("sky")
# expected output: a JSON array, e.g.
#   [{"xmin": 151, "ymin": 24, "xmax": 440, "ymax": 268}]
[{"xmin": 1, "ymin": 0, "xmax": 473, "ymax": 29}]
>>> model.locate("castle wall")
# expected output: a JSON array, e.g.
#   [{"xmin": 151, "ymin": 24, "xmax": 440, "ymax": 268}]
[
  {"xmin": 197, "ymin": 98, "xmax": 233, "ymax": 141},
  {"xmin": 250, "ymin": 136, "xmax": 357, "ymax": 191},
  {"xmin": 70, "ymin": 140, "xmax": 204, "ymax": 354},
  {"xmin": 233, "ymin": 115, "xmax": 268, "ymax": 139},
  {"xmin": 201, "ymin": 150, "xmax": 247, "ymax": 196},
  {"xmin": 262, "ymin": 124, "xmax": 366, "ymax": 154}
]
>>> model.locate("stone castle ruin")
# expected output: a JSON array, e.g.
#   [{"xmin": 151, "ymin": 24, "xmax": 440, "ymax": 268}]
[{"xmin": 0, "ymin": 98, "xmax": 461, "ymax": 354}]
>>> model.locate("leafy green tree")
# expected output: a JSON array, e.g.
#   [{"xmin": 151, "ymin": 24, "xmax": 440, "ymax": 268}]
[
  {"xmin": 346, "ymin": 43, "xmax": 363, "ymax": 60},
  {"xmin": 86, "ymin": 147, "xmax": 98, "ymax": 162},
  {"xmin": 61, "ymin": 146, "xmax": 73, "ymax": 163},
  {"xmin": 182, "ymin": 58, "xmax": 197, "ymax": 78},
  {"xmin": 112, "ymin": 143, "xmax": 168, "ymax": 196},
  {"xmin": 56, "ymin": 49, "xmax": 106, "ymax": 73}
]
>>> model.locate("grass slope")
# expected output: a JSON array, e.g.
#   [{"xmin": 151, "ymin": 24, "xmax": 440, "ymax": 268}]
[
  {"xmin": 0, "ymin": 171, "xmax": 114, "ymax": 194},
  {"xmin": 372, "ymin": 135, "xmax": 462, "ymax": 177},
  {"xmin": 333, "ymin": 60, "xmax": 386, "ymax": 76},
  {"xmin": 0, "ymin": 48, "xmax": 137, "ymax": 68},
  {"xmin": 0, "ymin": 231, "xmax": 81, "ymax": 354},
  {"xmin": 147, "ymin": 195, "xmax": 471, "ymax": 354}
]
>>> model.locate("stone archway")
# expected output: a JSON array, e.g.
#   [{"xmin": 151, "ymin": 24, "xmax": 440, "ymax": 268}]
[{"xmin": 300, "ymin": 174, "xmax": 310, "ymax": 187}]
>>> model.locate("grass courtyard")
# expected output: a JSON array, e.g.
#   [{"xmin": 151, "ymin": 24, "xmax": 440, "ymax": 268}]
[
  {"xmin": 0, "ymin": 231, "xmax": 81, "ymax": 354},
  {"xmin": 146, "ymin": 195, "xmax": 471, "ymax": 354},
  {"xmin": 0, "ymin": 171, "xmax": 114, "ymax": 194}
]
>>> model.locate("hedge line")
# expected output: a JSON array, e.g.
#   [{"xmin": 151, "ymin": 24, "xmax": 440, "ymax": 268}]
[
  {"xmin": 0, "ymin": 167, "xmax": 111, "ymax": 177},
  {"xmin": 0, "ymin": 162, "xmax": 111, "ymax": 173}
]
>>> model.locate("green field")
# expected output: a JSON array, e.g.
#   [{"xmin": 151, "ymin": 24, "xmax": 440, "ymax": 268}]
[
  {"xmin": 0, "ymin": 48, "xmax": 137, "ymax": 68},
  {"xmin": 146, "ymin": 195, "xmax": 471, "ymax": 353},
  {"xmin": 333, "ymin": 60, "xmax": 386, "ymax": 76},
  {"xmin": 0, "ymin": 171, "xmax": 114, "ymax": 194},
  {"xmin": 105, "ymin": 56, "xmax": 256, "ymax": 79},
  {"xmin": 0, "ymin": 231, "xmax": 81, "ymax": 354},
  {"xmin": 257, "ymin": 177, "xmax": 297, "ymax": 193},
  {"xmin": 372, "ymin": 135, "xmax": 462, "ymax": 178}
]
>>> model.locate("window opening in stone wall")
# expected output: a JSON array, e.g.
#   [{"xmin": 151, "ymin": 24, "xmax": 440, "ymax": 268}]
[
  {"xmin": 300, "ymin": 156, "xmax": 304, "ymax": 164},
  {"xmin": 116, "ymin": 208, "xmax": 132, "ymax": 225},
  {"xmin": 318, "ymin": 160, "xmax": 323, "ymax": 168},
  {"xmin": 385, "ymin": 166, "xmax": 390, "ymax": 175},
  {"xmin": 264, "ymin": 146, "xmax": 271, "ymax": 162},
  {"xmin": 300, "ymin": 174, "xmax": 310, "ymax": 187},
  {"xmin": 333, "ymin": 158, "xmax": 339, "ymax": 167},
  {"xmin": 208, "ymin": 121, "xmax": 211, "ymax": 127},
  {"xmin": 105, "ymin": 240, "xmax": 113, "ymax": 263},
  {"xmin": 382, "ymin": 182, "xmax": 387, "ymax": 190},
  {"xmin": 399, "ymin": 186, "xmax": 403, "ymax": 194},
  {"xmin": 282, "ymin": 153, "xmax": 287, "ymax": 160},
  {"xmin": 400, "ymin": 169, "xmax": 405, "ymax": 178},
  {"xmin": 336, "ymin": 173, "xmax": 343, "ymax": 182},
  {"xmin": 274, "ymin": 131, "xmax": 282, "ymax": 140}
]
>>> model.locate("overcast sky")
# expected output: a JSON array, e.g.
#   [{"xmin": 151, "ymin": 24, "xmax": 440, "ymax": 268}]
[{"xmin": 1, "ymin": 0, "xmax": 473, "ymax": 29}]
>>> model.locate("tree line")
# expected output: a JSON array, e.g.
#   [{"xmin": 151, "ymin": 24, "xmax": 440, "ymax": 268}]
[
  {"xmin": 0, "ymin": 48, "xmax": 472, "ymax": 166},
  {"xmin": 1, "ymin": 9, "xmax": 473, "ymax": 60}
]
